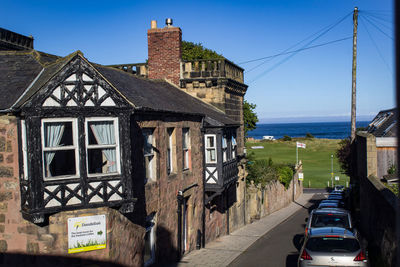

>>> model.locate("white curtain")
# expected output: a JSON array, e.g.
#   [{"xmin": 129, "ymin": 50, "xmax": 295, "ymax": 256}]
[
  {"xmin": 45, "ymin": 122, "xmax": 65, "ymax": 176},
  {"xmin": 90, "ymin": 121, "xmax": 117, "ymax": 173}
]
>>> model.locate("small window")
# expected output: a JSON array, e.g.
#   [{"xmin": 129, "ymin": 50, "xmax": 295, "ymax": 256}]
[
  {"xmin": 205, "ymin": 134, "xmax": 217, "ymax": 163},
  {"xmin": 143, "ymin": 128, "xmax": 156, "ymax": 182},
  {"xmin": 41, "ymin": 118, "xmax": 79, "ymax": 180},
  {"xmin": 144, "ymin": 213, "xmax": 156, "ymax": 266},
  {"xmin": 182, "ymin": 128, "xmax": 190, "ymax": 170},
  {"xmin": 86, "ymin": 118, "xmax": 120, "ymax": 176},
  {"xmin": 231, "ymin": 134, "xmax": 237, "ymax": 159},
  {"xmin": 222, "ymin": 136, "xmax": 227, "ymax": 162},
  {"xmin": 21, "ymin": 120, "xmax": 28, "ymax": 180},
  {"xmin": 167, "ymin": 128, "xmax": 176, "ymax": 175}
]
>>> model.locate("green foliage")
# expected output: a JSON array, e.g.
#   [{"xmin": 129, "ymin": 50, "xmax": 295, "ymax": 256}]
[
  {"xmin": 181, "ymin": 41, "xmax": 224, "ymax": 61},
  {"xmin": 246, "ymin": 155, "xmax": 293, "ymax": 189},
  {"xmin": 387, "ymin": 164, "xmax": 397, "ymax": 175},
  {"xmin": 305, "ymin": 132, "xmax": 314, "ymax": 138},
  {"xmin": 336, "ymin": 138, "xmax": 355, "ymax": 177},
  {"xmin": 243, "ymin": 100, "xmax": 259, "ymax": 138},
  {"xmin": 282, "ymin": 135, "xmax": 292, "ymax": 141},
  {"xmin": 276, "ymin": 165, "xmax": 294, "ymax": 189}
]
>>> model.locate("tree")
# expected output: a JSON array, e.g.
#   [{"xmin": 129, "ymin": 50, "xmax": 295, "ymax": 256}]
[
  {"xmin": 181, "ymin": 41, "xmax": 224, "ymax": 61},
  {"xmin": 243, "ymin": 100, "xmax": 258, "ymax": 138}
]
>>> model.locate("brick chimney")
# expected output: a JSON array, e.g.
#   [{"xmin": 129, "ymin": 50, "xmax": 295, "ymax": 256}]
[{"xmin": 147, "ymin": 19, "xmax": 182, "ymax": 86}]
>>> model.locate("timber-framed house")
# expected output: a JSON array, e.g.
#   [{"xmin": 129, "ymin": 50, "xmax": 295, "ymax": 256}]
[{"xmin": 0, "ymin": 21, "xmax": 248, "ymax": 266}]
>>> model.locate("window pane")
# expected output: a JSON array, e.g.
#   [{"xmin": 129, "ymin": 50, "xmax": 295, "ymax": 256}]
[
  {"xmin": 206, "ymin": 136, "xmax": 214, "ymax": 148},
  {"xmin": 207, "ymin": 149, "xmax": 216, "ymax": 163},
  {"xmin": 144, "ymin": 230, "xmax": 151, "ymax": 262},
  {"xmin": 143, "ymin": 131, "xmax": 153, "ymax": 155},
  {"xmin": 145, "ymin": 155, "xmax": 153, "ymax": 179},
  {"xmin": 44, "ymin": 150, "xmax": 76, "ymax": 178},
  {"xmin": 88, "ymin": 148, "xmax": 117, "ymax": 174},
  {"xmin": 88, "ymin": 121, "xmax": 115, "ymax": 145},
  {"xmin": 44, "ymin": 121, "xmax": 73, "ymax": 147}
]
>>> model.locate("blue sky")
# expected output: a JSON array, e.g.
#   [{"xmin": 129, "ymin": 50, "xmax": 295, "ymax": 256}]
[{"xmin": 2, "ymin": 0, "xmax": 394, "ymax": 123}]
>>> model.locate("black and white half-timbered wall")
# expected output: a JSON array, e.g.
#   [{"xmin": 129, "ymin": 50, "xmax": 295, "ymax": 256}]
[{"xmin": 18, "ymin": 53, "xmax": 136, "ymax": 223}]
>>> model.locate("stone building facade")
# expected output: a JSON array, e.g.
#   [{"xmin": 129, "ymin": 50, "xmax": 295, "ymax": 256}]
[{"xmin": 0, "ymin": 20, "xmax": 248, "ymax": 266}]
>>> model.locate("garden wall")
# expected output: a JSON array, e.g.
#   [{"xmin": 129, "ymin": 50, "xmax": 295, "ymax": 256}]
[{"xmin": 246, "ymin": 165, "xmax": 303, "ymax": 223}]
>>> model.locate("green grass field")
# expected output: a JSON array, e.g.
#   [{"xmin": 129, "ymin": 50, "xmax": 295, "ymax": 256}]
[{"xmin": 245, "ymin": 138, "xmax": 349, "ymax": 188}]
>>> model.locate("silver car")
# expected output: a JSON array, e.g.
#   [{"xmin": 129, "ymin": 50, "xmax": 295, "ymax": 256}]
[
  {"xmin": 298, "ymin": 227, "xmax": 368, "ymax": 266},
  {"xmin": 305, "ymin": 208, "xmax": 354, "ymax": 236}
]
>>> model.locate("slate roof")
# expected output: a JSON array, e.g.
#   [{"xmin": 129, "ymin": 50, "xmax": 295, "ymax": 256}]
[
  {"xmin": 0, "ymin": 50, "xmax": 237, "ymax": 127},
  {"xmin": 366, "ymin": 108, "xmax": 397, "ymax": 137},
  {"xmin": 95, "ymin": 64, "xmax": 237, "ymax": 126}
]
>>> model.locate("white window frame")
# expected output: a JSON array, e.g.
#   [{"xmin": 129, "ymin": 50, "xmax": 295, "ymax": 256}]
[
  {"xmin": 41, "ymin": 118, "xmax": 79, "ymax": 181},
  {"xmin": 205, "ymin": 134, "xmax": 217, "ymax": 164},
  {"xmin": 85, "ymin": 117, "xmax": 121, "ymax": 177},
  {"xmin": 143, "ymin": 128, "xmax": 156, "ymax": 182},
  {"xmin": 167, "ymin": 128, "xmax": 174, "ymax": 174},
  {"xmin": 21, "ymin": 120, "xmax": 28, "ymax": 180},
  {"xmin": 182, "ymin": 128, "xmax": 190, "ymax": 170}
]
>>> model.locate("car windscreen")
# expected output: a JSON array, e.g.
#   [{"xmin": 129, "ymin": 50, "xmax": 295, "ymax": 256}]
[
  {"xmin": 311, "ymin": 214, "xmax": 349, "ymax": 228},
  {"xmin": 306, "ymin": 236, "xmax": 360, "ymax": 252}
]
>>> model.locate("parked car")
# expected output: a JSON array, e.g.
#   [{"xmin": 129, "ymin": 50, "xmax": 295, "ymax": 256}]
[
  {"xmin": 298, "ymin": 227, "xmax": 368, "ymax": 267},
  {"xmin": 305, "ymin": 208, "xmax": 355, "ymax": 236},
  {"xmin": 328, "ymin": 194, "xmax": 344, "ymax": 201},
  {"xmin": 318, "ymin": 201, "xmax": 340, "ymax": 209},
  {"xmin": 334, "ymin": 185, "xmax": 345, "ymax": 192},
  {"xmin": 320, "ymin": 199, "xmax": 345, "ymax": 208}
]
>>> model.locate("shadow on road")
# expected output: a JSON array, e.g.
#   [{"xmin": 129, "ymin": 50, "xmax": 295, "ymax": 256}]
[
  {"xmin": 286, "ymin": 253, "xmax": 299, "ymax": 267},
  {"xmin": 292, "ymin": 234, "xmax": 304, "ymax": 251}
]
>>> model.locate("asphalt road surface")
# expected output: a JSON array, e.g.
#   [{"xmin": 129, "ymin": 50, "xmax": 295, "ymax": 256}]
[{"xmin": 228, "ymin": 190, "xmax": 326, "ymax": 267}]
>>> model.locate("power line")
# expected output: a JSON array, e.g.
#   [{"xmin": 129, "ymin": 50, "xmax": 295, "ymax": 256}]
[
  {"xmin": 361, "ymin": 13, "xmax": 394, "ymax": 40},
  {"xmin": 359, "ymin": 16, "xmax": 393, "ymax": 76},
  {"xmin": 247, "ymin": 11, "xmax": 353, "ymax": 84},
  {"xmin": 361, "ymin": 12, "xmax": 393, "ymax": 32},
  {"xmin": 361, "ymin": 10, "xmax": 393, "ymax": 24},
  {"xmin": 240, "ymin": 37, "xmax": 352, "ymax": 66}
]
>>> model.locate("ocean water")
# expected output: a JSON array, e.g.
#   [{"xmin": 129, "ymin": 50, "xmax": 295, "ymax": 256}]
[{"xmin": 248, "ymin": 121, "xmax": 370, "ymax": 140}]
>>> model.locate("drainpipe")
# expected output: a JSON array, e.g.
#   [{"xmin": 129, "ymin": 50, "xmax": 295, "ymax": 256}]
[{"xmin": 201, "ymin": 124, "xmax": 206, "ymax": 248}]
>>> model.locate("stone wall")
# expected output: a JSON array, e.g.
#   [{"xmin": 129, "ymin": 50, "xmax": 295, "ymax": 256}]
[
  {"xmin": 359, "ymin": 175, "xmax": 397, "ymax": 267},
  {"xmin": 245, "ymin": 166, "xmax": 303, "ymax": 223},
  {"xmin": 132, "ymin": 115, "xmax": 204, "ymax": 263}
]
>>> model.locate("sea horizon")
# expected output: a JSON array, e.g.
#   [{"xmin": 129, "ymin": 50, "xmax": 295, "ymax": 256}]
[{"xmin": 248, "ymin": 120, "xmax": 370, "ymax": 140}]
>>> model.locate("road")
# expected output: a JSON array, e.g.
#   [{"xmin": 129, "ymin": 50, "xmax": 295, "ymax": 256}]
[{"xmin": 228, "ymin": 190, "xmax": 326, "ymax": 267}]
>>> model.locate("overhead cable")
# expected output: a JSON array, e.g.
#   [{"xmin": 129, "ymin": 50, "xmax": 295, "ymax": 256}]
[
  {"xmin": 359, "ymin": 16, "xmax": 393, "ymax": 76},
  {"xmin": 247, "ymin": 11, "xmax": 353, "ymax": 84}
]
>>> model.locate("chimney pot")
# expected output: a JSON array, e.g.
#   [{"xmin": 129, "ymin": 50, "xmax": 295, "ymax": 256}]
[
  {"xmin": 165, "ymin": 18, "xmax": 173, "ymax": 27},
  {"xmin": 151, "ymin": 20, "xmax": 157, "ymax": 29}
]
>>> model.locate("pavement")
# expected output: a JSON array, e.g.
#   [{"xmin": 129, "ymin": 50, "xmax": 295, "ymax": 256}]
[{"xmin": 169, "ymin": 193, "xmax": 315, "ymax": 267}]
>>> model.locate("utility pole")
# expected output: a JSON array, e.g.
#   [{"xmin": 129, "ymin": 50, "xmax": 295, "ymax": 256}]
[
  {"xmin": 350, "ymin": 7, "xmax": 358, "ymax": 142},
  {"xmin": 331, "ymin": 154, "xmax": 334, "ymax": 188}
]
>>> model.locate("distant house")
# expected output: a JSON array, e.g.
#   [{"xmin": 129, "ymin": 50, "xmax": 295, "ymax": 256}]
[
  {"xmin": 356, "ymin": 108, "xmax": 397, "ymax": 180},
  {"xmin": 0, "ymin": 20, "xmax": 247, "ymax": 266}
]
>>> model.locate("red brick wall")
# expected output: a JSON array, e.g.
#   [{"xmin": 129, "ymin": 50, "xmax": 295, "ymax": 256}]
[
  {"xmin": 148, "ymin": 27, "xmax": 182, "ymax": 86},
  {"xmin": 134, "ymin": 116, "xmax": 204, "ymax": 263}
]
